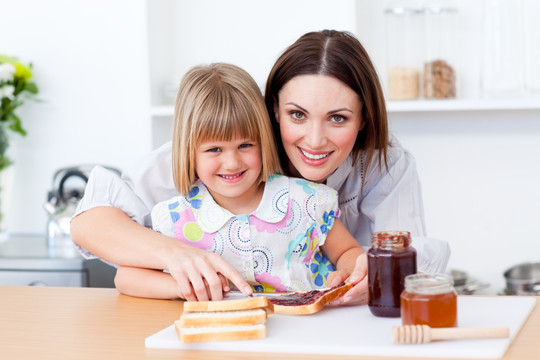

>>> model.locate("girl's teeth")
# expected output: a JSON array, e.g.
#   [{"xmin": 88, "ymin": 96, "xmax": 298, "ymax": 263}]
[
  {"xmin": 222, "ymin": 173, "xmax": 241, "ymax": 179},
  {"xmin": 301, "ymin": 149, "xmax": 328, "ymax": 160}
]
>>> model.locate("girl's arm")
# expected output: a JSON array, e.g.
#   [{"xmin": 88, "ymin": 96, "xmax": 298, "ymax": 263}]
[
  {"xmin": 321, "ymin": 218, "xmax": 368, "ymax": 306},
  {"xmin": 115, "ymin": 266, "xmax": 180, "ymax": 299},
  {"xmin": 71, "ymin": 207, "xmax": 252, "ymax": 301}
]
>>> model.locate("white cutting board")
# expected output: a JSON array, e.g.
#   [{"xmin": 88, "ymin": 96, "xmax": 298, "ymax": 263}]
[{"xmin": 145, "ymin": 296, "xmax": 535, "ymax": 359}]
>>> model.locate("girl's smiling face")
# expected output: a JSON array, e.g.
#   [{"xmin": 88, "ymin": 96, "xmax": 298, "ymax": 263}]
[
  {"xmin": 275, "ymin": 75, "xmax": 364, "ymax": 183},
  {"xmin": 195, "ymin": 137, "xmax": 263, "ymax": 214}
]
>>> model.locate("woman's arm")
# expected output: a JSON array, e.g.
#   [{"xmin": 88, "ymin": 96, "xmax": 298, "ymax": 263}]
[
  {"xmin": 71, "ymin": 206, "xmax": 178, "ymax": 269},
  {"xmin": 321, "ymin": 218, "xmax": 368, "ymax": 305},
  {"xmin": 71, "ymin": 206, "xmax": 252, "ymax": 301}
]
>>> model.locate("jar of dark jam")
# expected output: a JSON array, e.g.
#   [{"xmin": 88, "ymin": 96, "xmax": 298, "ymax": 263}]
[
  {"xmin": 368, "ymin": 231, "xmax": 417, "ymax": 317},
  {"xmin": 401, "ymin": 273, "xmax": 458, "ymax": 328}
]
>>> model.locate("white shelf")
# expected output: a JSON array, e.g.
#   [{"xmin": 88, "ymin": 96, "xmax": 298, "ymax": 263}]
[
  {"xmin": 151, "ymin": 97, "xmax": 540, "ymax": 118},
  {"xmin": 387, "ymin": 97, "xmax": 540, "ymax": 113},
  {"xmin": 150, "ymin": 105, "xmax": 175, "ymax": 117}
]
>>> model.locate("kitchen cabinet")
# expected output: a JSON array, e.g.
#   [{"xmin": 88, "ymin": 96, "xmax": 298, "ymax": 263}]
[{"xmin": 0, "ymin": 234, "xmax": 115, "ymax": 287}]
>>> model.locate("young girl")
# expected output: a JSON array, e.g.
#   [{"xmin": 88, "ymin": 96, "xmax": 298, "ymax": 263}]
[{"xmin": 114, "ymin": 63, "xmax": 366, "ymax": 301}]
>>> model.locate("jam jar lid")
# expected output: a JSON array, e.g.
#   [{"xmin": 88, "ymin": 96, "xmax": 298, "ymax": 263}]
[
  {"xmin": 371, "ymin": 231, "xmax": 411, "ymax": 250},
  {"xmin": 404, "ymin": 273, "xmax": 454, "ymax": 295}
]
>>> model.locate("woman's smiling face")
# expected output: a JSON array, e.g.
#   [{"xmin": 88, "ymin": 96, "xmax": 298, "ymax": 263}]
[{"xmin": 275, "ymin": 74, "xmax": 364, "ymax": 183}]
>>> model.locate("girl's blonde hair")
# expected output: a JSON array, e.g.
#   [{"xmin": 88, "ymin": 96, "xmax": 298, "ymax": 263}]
[{"xmin": 173, "ymin": 63, "xmax": 282, "ymax": 195}]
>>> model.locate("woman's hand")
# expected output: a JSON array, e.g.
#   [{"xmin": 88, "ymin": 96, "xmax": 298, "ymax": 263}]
[
  {"xmin": 164, "ymin": 242, "xmax": 253, "ymax": 302},
  {"xmin": 328, "ymin": 253, "xmax": 368, "ymax": 306}
]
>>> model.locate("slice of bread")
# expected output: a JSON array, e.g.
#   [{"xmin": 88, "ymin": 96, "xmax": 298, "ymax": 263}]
[
  {"xmin": 269, "ymin": 282, "xmax": 353, "ymax": 315},
  {"xmin": 178, "ymin": 296, "xmax": 269, "ymax": 343},
  {"xmin": 175, "ymin": 321, "xmax": 266, "ymax": 343},
  {"xmin": 179, "ymin": 308, "xmax": 267, "ymax": 327},
  {"xmin": 183, "ymin": 295, "xmax": 269, "ymax": 313}
]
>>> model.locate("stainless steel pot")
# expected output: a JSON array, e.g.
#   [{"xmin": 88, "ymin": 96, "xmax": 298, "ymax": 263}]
[
  {"xmin": 503, "ymin": 262, "xmax": 540, "ymax": 295},
  {"xmin": 450, "ymin": 269, "xmax": 489, "ymax": 295}
]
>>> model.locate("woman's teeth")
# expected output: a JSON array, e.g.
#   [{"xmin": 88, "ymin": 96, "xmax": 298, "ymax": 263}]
[{"xmin": 300, "ymin": 149, "xmax": 329, "ymax": 160}]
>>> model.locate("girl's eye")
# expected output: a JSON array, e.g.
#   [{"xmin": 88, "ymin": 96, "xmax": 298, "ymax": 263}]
[
  {"xmin": 290, "ymin": 111, "xmax": 305, "ymax": 120},
  {"xmin": 239, "ymin": 143, "xmax": 253, "ymax": 149},
  {"xmin": 331, "ymin": 114, "xmax": 346, "ymax": 124},
  {"xmin": 206, "ymin": 147, "xmax": 221, "ymax": 153}
]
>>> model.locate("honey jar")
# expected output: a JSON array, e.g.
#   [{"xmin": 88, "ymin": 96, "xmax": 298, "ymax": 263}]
[
  {"xmin": 368, "ymin": 231, "xmax": 417, "ymax": 318},
  {"xmin": 401, "ymin": 273, "xmax": 458, "ymax": 328}
]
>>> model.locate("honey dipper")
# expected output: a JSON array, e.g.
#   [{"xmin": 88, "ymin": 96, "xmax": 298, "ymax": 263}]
[{"xmin": 392, "ymin": 325, "xmax": 509, "ymax": 344}]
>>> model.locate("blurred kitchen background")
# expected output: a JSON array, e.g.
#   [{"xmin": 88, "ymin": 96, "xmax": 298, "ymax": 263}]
[{"xmin": 1, "ymin": 0, "xmax": 539, "ymax": 293}]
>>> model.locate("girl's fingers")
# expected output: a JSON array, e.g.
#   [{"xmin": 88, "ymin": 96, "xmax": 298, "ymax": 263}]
[{"xmin": 327, "ymin": 270, "xmax": 347, "ymax": 287}]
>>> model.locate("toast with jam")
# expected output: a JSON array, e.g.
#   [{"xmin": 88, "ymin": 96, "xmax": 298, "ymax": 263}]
[{"xmin": 269, "ymin": 282, "xmax": 354, "ymax": 315}]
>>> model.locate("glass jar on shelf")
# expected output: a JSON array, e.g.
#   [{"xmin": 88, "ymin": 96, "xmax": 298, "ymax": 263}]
[
  {"xmin": 523, "ymin": 0, "xmax": 540, "ymax": 93},
  {"xmin": 481, "ymin": 0, "xmax": 525, "ymax": 97},
  {"xmin": 423, "ymin": 0, "xmax": 459, "ymax": 99},
  {"xmin": 384, "ymin": 1, "xmax": 424, "ymax": 100}
]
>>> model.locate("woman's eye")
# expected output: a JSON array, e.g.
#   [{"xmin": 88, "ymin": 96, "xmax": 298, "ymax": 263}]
[
  {"xmin": 331, "ymin": 114, "xmax": 346, "ymax": 124},
  {"xmin": 290, "ymin": 111, "xmax": 305, "ymax": 120}
]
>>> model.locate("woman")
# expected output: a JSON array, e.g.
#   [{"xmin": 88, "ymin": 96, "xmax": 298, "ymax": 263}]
[{"xmin": 71, "ymin": 30, "xmax": 449, "ymax": 304}]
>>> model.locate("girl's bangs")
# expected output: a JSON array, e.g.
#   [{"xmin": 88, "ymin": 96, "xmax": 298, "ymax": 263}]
[{"xmin": 194, "ymin": 92, "xmax": 260, "ymax": 144}]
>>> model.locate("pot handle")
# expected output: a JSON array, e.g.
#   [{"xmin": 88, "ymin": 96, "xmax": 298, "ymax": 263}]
[{"xmin": 57, "ymin": 169, "xmax": 89, "ymax": 202}]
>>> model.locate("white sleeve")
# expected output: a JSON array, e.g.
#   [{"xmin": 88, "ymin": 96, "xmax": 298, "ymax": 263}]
[
  {"xmin": 74, "ymin": 166, "xmax": 150, "ymax": 225},
  {"xmin": 74, "ymin": 142, "xmax": 176, "ymax": 226},
  {"xmin": 412, "ymin": 236, "xmax": 451, "ymax": 274},
  {"xmin": 72, "ymin": 142, "xmax": 177, "ymax": 259},
  {"xmin": 361, "ymin": 146, "xmax": 426, "ymax": 237}
]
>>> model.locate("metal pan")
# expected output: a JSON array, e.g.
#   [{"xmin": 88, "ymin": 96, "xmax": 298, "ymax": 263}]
[{"xmin": 503, "ymin": 262, "xmax": 540, "ymax": 295}]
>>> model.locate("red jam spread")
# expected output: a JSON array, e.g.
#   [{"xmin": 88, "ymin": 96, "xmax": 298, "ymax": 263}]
[{"xmin": 267, "ymin": 283, "xmax": 345, "ymax": 306}]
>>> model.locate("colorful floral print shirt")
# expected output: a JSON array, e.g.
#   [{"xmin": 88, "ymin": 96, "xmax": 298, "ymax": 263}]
[{"xmin": 151, "ymin": 174, "xmax": 341, "ymax": 292}]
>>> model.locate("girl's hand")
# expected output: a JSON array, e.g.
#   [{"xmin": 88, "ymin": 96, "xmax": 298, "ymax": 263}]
[
  {"xmin": 164, "ymin": 243, "xmax": 252, "ymax": 301},
  {"xmin": 328, "ymin": 253, "xmax": 368, "ymax": 306}
]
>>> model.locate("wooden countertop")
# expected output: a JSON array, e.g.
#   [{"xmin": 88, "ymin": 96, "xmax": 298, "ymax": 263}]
[{"xmin": 0, "ymin": 286, "xmax": 538, "ymax": 360}]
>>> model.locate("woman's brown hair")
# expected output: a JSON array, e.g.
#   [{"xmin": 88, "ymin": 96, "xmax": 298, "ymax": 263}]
[{"xmin": 265, "ymin": 30, "xmax": 389, "ymax": 173}]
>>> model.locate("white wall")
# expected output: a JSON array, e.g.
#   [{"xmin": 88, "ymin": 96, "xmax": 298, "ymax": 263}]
[
  {"xmin": 148, "ymin": 0, "xmax": 358, "ymax": 106},
  {"xmin": 391, "ymin": 111, "xmax": 540, "ymax": 293},
  {"xmin": 1, "ymin": 0, "xmax": 151, "ymax": 234}
]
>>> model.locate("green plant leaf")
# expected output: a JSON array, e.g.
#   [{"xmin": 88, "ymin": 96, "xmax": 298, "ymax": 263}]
[
  {"xmin": 0, "ymin": 155, "xmax": 12, "ymax": 172},
  {"xmin": 7, "ymin": 114, "xmax": 26, "ymax": 136},
  {"xmin": 0, "ymin": 125, "xmax": 8, "ymax": 155},
  {"xmin": 24, "ymin": 82, "xmax": 38, "ymax": 94}
]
